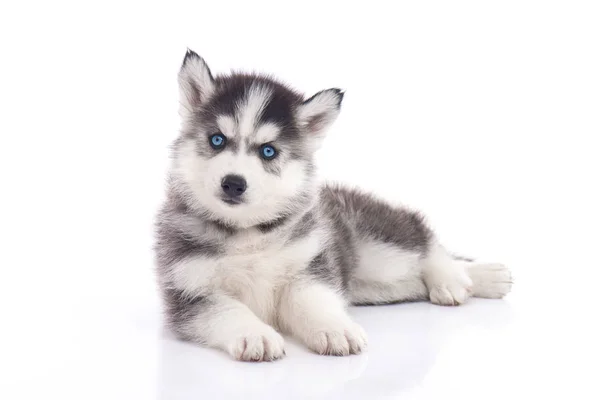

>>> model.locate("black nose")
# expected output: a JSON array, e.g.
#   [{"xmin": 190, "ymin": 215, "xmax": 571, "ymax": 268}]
[{"xmin": 221, "ymin": 174, "xmax": 247, "ymax": 197}]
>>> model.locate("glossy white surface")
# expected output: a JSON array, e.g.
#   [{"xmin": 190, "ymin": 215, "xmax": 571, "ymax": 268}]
[
  {"xmin": 2, "ymin": 276, "xmax": 599, "ymax": 399},
  {"xmin": 1, "ymin": 1, "xmax": 599, "ymax": 399}
]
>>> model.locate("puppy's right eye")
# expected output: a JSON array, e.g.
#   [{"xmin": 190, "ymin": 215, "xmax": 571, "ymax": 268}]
[{"xmin": 209, "ymin": 133, "xmax": 227, "ymax": 150}]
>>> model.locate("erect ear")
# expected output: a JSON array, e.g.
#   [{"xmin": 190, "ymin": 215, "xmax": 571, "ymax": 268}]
[
  {"xmin": 297, "ymin": 88, "xmax": 344, "ymax": 147},
  {"xmin": 178, "ymin": 49, "xmax": 215, "ymax": 118}
]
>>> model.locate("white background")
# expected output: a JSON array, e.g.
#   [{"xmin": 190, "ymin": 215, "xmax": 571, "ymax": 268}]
[{"xmin": 1, "ymin": 1, "xmax": 599, "ymax": 399}]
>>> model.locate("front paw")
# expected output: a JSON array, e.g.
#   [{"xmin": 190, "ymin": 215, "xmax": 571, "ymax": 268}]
[
  {"xmin": 305, "ymin": 322, "xmax": 368, "ymax": 356},
  {"xmin": 227, "ymin": 325, "xmax": 285, "ymax": 362}
]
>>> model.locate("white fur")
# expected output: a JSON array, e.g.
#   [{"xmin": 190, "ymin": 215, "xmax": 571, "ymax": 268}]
[
  {"xmin": 174, "ymin": 138, "xmax": 313, "ymax": 228},
  {"xmin": 355, "ymin": 241, "xmax": 421, "ymax": 282},
  {"xmin": 349, "ymin": 242, "xmax": 513, "ymax": 306},
  {"xmin": 348, "ymin": 241, "xmax": 428, "ymax": 304},
  {"xmin": 238, "ymin": 85, "xmax": 272, "ymax": 138},
  {"xmin": 466, "ymin": 262, "xmax": 513, "ymax": 299},
  {"xmin": 169, "ymin": 227, "xmax": 326, "ymax": 325},
  {"xmin": 168, "ymin": 225, "xmax": 328, "ymax": 361},
  {"xmin": 185, "ymin": 293, "xmax": 285, "ymax": 361},
  {"xmin": 216, "ymin": 113, "xmax": 280, "ymax": 145},
  {"xmin": 216, "ymin": 115, "xmax": 237, "ymax": 138},
  {"xmin": 278, "ymin": 282, "xmax": 368, "ymax": 355},
  {"xmin": 253, "ymin": 122, "xmax": 280, "ymax": 144},
  {"xmin": 422, "ymin": 243, "xmax": 474, "ymax": 305}
]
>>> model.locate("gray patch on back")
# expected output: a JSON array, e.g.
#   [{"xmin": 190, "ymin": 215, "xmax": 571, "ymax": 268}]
[{"xmin": 320, "ymin": 184, "xmax": 432, "ymax": 254}]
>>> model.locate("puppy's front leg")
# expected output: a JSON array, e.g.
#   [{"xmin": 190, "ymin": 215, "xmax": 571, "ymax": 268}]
[
  {"xmin": 164, "ymin": 289, "xmax": 285, "ymax": 361},
  {"xmin": 278, "ymin": 281, "xmax": 368, "ymax": 356}
]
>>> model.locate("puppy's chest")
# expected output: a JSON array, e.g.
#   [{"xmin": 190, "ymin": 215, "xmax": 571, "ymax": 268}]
[
  {"xmin": 209, "ymin": 232, "xmax": 321, "ymax": 321},
  {"xmin": 216, "ymin": 232, "xmax": 313, "ymax": 285},
  {"xmin": 217, "ymin": 237, "xmax": 290, "ymax": 289}
]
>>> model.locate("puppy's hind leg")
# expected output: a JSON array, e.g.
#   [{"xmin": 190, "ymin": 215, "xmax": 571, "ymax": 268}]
[
  {"xmin": 422, "ymin": 244, "xmax": 513, "ymax": 306},
  {"xmin": 422, "ymin": 244, "xmax": 474, "ymax": 306}
]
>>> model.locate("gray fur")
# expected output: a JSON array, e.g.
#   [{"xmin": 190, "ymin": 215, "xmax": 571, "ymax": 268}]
[
  {"xmin": 153, "ymin": 51, "xmax": 511, "ymax": 359},
  {"xmin": 162, "ymin": 288, "xmax": 211, "ymax": 339},
  {"xmin": 155, "ymin": 182, "xmax": 432, "ymax": 314},
  {"xmin": 320, "ymin": 185, "xmax": 433, "ymax": 254},
  {"xmin": 287, "ymin": 210, "xmax": 317, "ymax": 242},
  {"xmin": 156, "ymin": 51, "xmax": 432, "ymax": 325},
  {"xmin": 155, "ymin": 193, "xmax": 222, "ymax": 269}
]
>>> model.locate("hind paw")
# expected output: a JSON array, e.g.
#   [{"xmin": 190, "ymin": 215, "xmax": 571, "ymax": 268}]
[
  {"xmin": 468, "ymin": 263, "xmax": 513, "ymax": 299},
  {"xmin": 429, "ymin": 282, "xmax": 472, "ymax": 306},
  {"xmin": 425, "ymin": 263, "xmax": 473, "ymax": 306}
]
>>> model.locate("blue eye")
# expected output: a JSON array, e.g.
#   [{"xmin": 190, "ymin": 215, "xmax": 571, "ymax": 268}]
[
  {"xmin": 209, "ymin": 133, "xmax": 226, "ymax": 149},
  {"xmin": 260, "ymin": 145, "xmax": 277, "ymax": 160}
]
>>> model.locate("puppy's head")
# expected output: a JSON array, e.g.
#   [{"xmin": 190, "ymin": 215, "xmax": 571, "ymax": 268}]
[{"xmin": 172, "ymin": 50, "xmax": 343, "ymax": 228}]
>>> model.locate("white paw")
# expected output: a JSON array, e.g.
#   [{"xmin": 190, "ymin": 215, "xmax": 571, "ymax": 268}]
[
  {"xmin": 227, "ymin": 325, "xmax": 285, "ymax": 362},
  {"xmin": 428, "ymin": 271, "xmax": 473, "ymax": 306},
  {"xmin": 305, "ymin": 322, "xmax": 368, "ymax": 356},
  {"xmin": 468, "ymin": 263, "xmax": 513, "ymax": 299}
]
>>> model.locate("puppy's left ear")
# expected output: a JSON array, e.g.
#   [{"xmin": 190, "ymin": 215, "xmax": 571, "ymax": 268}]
[
  {"xmin": 297, "ymin": 88, "xmax": 344, "ymax": 148},
  {"xmin": 178, "ymin": 49, "xmax": 215, "ymax": 118}
]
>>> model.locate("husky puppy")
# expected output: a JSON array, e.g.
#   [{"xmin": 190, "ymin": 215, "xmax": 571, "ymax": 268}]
[{"xmin": 154, "ymin": 49, "xmax": 512, "ymax": 361}]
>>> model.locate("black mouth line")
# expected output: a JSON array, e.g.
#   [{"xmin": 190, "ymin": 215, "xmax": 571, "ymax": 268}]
[{"xmin": 221, "ymin": 198, "xmax": 244, "ymax": 206}]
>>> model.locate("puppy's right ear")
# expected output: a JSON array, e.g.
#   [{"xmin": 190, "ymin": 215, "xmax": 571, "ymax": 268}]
[{"xmin": 178, "ymin": 49, "xmax": 215, "ymax": 118}]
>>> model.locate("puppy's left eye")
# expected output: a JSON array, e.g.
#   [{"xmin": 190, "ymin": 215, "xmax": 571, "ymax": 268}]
[{"xmin": 260, "ymin": 144, "xmax": 277, "ymax": 160}]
